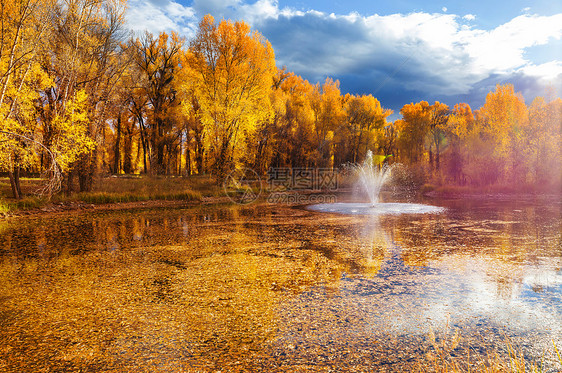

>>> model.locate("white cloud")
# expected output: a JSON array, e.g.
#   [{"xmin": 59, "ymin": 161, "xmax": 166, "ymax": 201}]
[
  {"xmin": 518, "ymin": 61, "xmax": 562, "ymax": 81},
  {"xmin": 239, "ymin": 0, "xmax": 285, "ymax": 23},
  {"xmin": 462, "ymin": 14, "xmax": 562, "ymax": 75},
  {"xmin": 463, "ymin": 14, "xmax": 475, "ymax": 21},
  {"xmin": 442, "ymin": 7, "xmax": 447, "ymax": 12},
  {"xmin": 127, "ymin": 0, "xmax": 197, "ymax": 37}
]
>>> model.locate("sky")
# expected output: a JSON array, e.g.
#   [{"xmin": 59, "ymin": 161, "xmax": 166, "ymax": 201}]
[{"xmin": 126, "ymin": 0, "xmax": 562, "ymax": 118}]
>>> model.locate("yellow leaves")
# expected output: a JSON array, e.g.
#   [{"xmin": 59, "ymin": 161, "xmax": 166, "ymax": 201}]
[
  {"xmin": 184, "ymin": 15, "xmax": 276, "ymax": 174},
  {"xmin": 50, "ymin": 90, "xmax": 95, "ymax": 171},
  {"xmin": 446, "ymin": 103, "xmax": 474, "ymax": 140},
  {"xmin": 0, "ymin": 0, "xmax": 54, "ymax": 173},
  {"xmin": 479, "ymin": 84, "xmax": 528, "ymax": 139}
]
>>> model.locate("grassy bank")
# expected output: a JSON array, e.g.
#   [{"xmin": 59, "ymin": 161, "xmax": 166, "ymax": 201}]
[{"xmin": 0, "ymin": 174, "xmax": 222, "ymax": 215}]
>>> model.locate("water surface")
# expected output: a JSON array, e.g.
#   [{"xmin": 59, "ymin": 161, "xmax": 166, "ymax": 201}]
[{"xmin": 0, "ymin": 197, "xmax": 560, "ymax": 371}]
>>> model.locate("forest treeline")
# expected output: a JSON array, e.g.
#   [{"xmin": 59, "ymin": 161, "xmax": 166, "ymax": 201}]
[{"xmin": 1, "ymin": 0, "xmax": 561, "ymax": 199}]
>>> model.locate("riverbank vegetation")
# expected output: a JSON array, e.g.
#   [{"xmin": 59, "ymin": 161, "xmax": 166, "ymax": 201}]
[
  {"xmin": 0, "ymin": 175, "xmax": 220, "ymax": 214},
  {"xmin": 1, "ymin": 0, "xmax": 560, "ymax": 203}
]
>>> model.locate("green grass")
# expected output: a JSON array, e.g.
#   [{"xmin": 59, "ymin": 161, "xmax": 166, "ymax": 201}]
[
  {"xmin": 0, "ymin": 198, "xmax": 12, "ymax": 215},
  {"xmin": 0, "ymin": 174, "xmax": 218, "ymax": 212},
  {"xmin": 67, "ymin": 189, "xmax": 202, "ymax": 205},
  {"xmin": 0, "ymin": 195, "xmax": 49, "ymax": 214}
]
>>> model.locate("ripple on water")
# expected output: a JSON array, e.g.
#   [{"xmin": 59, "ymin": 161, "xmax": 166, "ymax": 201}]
[{"xmin": 306, "ymin": 202, "xmax": 446, "ymax": 215}]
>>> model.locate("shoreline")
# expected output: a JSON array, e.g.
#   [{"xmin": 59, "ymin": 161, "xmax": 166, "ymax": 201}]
[
  {"xmin": 0, "ymin": 196, "xmax": 235, "ymax": 220},
  {"xmin": 3, "ymin": 189, "xmax": 560, "ymax": 220}
]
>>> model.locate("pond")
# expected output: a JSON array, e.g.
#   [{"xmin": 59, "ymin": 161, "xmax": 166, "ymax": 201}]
[{"xmin": 0, "ymin": 196, "xmax": 561, "ymax": 371}]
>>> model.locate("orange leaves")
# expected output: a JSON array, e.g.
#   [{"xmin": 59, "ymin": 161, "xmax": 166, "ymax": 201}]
[{"xmin": 184, "ymin": 15, "xmax": 276, "ymax": 176}]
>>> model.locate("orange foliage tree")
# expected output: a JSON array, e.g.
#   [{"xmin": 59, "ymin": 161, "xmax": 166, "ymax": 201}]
[{"xmin": 183, "ymin": 15, "xmax": 276, "ymax": 178}]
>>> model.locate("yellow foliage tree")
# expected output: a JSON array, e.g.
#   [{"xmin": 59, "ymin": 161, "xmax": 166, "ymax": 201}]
[
  {"xmin": 39, "ymin": 0, "xmax": 128, "ymax": 192},
  {"xmin": 49, "ymin": 90, "xmax": 95, "ymax": 173},
  {"xmin": 443, "ymin": 103, "xmax": 474, "ymax": 183},
  {"xmin": 0, "ymin": 0, "xmax": 53, "ymax": 198},
  {"xmin": 131, "ymin": 31, "xmax": 185, "ymax": 175},
  {"xmin": 309, "ymin": 78, "xmax": 345, "ymax": 167},
  {"xmin": 183, "ymin": 15, "xmax": 276, "ymax": 178},
  {"xmin": 427, "ymin": 101, "xmax": 450, "ymax": 171},
  {"xmin": 397, "ymin": 101, "xmax": 431, "ymax": 164},
  {"xmin": 527, "ymin": 97, "xmax": 562, "ymax": 189},
  {"xmin": 476, "ymin": 84, "xmax": 528, "ymax": 183},
  {"xmin": 342, "ymin": 94, "xmax": 391, "ymax": 164},
  {"xmin": 267, "ymin": 70, "xmax": 316, "ymax": 168}
]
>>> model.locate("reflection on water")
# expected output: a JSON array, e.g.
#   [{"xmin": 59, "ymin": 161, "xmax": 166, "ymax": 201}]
[{"xmin": 0, "ymin": 197, "xmax": 561, "ymax": 371}]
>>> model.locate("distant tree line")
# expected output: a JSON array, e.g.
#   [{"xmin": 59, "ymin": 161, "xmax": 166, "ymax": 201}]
[{"xmin": 1, "ymin": 0, "xmax": 560, "ymax": 199}]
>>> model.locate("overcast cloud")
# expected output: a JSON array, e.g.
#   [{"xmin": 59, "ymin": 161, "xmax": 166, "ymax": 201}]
[{"xmin": 126, "ymin": 0, "xmax": 562, "ymax": 115}]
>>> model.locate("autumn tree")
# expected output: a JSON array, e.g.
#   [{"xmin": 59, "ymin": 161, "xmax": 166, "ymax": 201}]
[
  {"xmin": 397, "ymin": 101, "xmax": 431, "ymax": 164},
  {"xmin": 0, "ymin": 0, "xmax": 53, "ymax": 198},
  {"xmin": 131, "ymin": 31, "xmax": 184, "ymax": 175},
  {"xmin": 527, "ymin": 96, "xmax": 562, "ymax": 189},
  {"xmin": 183, "ymin": 15, "xmax": 275, "ymax": 179},
  {"xmin": 341, "ymin": 94, "xmax": 391, "ymax": 164},
  {"xmin": 475, "ymin": 84, "xmax": 528, "ymax": 184},
  {"xmin": 427, "ymin": 101, "xmax": 449, "ymax": 171},
  {"xmin": 442, "ymin": 103, "xmax": 473, "ymax": 183},
  {"xmin": 374, "ymin": 123, "xmax": 398, "ymax": 161},
  {"xmin": 243, "ymin": 67, "xmax": 291, "ymax": 173},
  {"xmin": 308, "ymin": 78, "xmax": 344, "ymax": 167},
  {"xmin": 264, "ymin": 70, "xmax": 316, "ymax": 168},
  {"xmin": 37, "ymin": 0, "xmax": 129, "ymax": 192}
]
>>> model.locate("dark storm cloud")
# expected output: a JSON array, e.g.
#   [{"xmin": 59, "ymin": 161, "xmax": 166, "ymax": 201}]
[
  {"xmin": 256, "ymin": 10, "xmax": 561, "ymax": 112},
  {"xmin": 256, "ymin": 12, "xmax": 477, "ymax": 112}
]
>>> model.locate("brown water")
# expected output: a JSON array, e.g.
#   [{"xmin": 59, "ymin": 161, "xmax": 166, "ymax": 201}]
[{"xmin": 0, "ymin": 197, "xmax": 560, "ymax": 372}]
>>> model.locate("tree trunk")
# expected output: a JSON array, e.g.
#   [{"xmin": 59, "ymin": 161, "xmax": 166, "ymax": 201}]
[
  {"xmin": 14, "ymin": 166, "xmax": 22, "ymax": 198},
  {"xmin": 156, "ymin": 142, "xmax": 165, "ymax": 175},
  {"xmin": 139, "ymin": 121, "xmax": 148, "ymax": 174},
  {"xmin": 435, "ymin": 142, "xmax": 440, "ymax": 171},
  {"xmin": 195, "ymin": 134, "xmax": 204, "ymax": 174},
  {"xmin": 78, "ymin": 147, "xmax": 96, "ymax": 192},
  {"xmin": 123, "ymin": 121, "xmax": 133, "ymax": 174},
  {"xmin": 178, "ymin": 132, "xmax": 182, "ymax": 176},
  {"xmin": 185, "ymin": 146, "xmax": 191, "ymax": 176},
  {"xmin": 429, "ymin": 146, "xmax": 434, "ymax": 169},
  {"xmin": 8, "ymin": 169, "xmax": 21, "ymax": 200},
  {"xmin": 66, "ymin": 169, "xmax": 75, "ymax": 196},
  {"xmin": 113, "ymin": 113, "xmax": 122, "ymax": 174}
]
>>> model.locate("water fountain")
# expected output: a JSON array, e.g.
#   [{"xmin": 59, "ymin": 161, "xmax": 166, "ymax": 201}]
[
  {"xmin": 355, "ymin": 151, "xmax": 392, "ymax": 206},
  {"xmin": 307, "ymin": 151, "xmax": 444, "ymax": 215}
]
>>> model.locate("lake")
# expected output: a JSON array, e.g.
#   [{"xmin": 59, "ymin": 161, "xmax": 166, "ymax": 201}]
[{"xmin": 0, "ymin": 196, "xmax": 561, "ymax": 371}]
